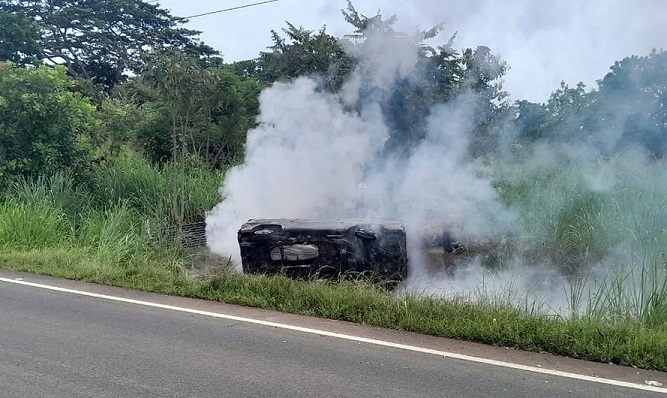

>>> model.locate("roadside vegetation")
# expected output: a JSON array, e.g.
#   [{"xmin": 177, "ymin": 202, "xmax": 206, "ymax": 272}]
[{"xmin": 1, "ymin": 0, "xmax": 666, "ymax": 372}]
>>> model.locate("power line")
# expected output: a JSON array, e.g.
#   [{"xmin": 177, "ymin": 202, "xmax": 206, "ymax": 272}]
[{"xmin": 184, "ymin": 0, "xmax": 279, "ymax": 19}]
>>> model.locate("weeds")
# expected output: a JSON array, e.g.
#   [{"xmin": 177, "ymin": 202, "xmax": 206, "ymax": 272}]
[
  {"xmin": 86, "ymin": 150, "xmax": 222, "ymax": 223},
  {"xmin": 0, "ymin": 199, "xmax": 73, "ymax": 248}
]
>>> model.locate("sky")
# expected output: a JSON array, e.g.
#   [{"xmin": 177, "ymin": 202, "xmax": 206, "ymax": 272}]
[{"xmin": 154, "ymin": 0, "xmax": 667, "ymax": 103}]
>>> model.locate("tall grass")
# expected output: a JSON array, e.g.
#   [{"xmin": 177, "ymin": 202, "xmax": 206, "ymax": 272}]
[
  {"xmin": 10, "ymin": 172, "xmax": 87, "ymax": 219},
  {"xmin": 492, "ymin": 151, "xmax": 667, "ymax": 326},
  {"xmin": 77, "ymin": 203, "xmax": 150, "ymax": 263},
  {"xmin": 0, "ymin": 198, "xmax": 73, "ymax": 248},
  {"xmin": 87, "ymin": 150, "xmax": 223, "ymax": 223},
  {"xmin": 0, "ymin": 149, "xmax": 225, "ymax": 266}
]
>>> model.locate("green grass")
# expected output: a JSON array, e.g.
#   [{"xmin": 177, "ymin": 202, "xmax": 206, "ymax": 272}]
[
  {"xmin": 491, "ymin": 151, "xmax": 667, "ymax": 326},
  {"xmin": 0, "ymin": 198, "xmax": 73, "ymax": 248},
  {"xmin": 86, "ymin": 149, "xmax": 223, "ymax": 223}
]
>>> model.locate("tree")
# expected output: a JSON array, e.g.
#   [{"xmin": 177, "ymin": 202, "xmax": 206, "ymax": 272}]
[
  {"xmin": 543, "ymin": 82, "xmax": 591, "ymax": 137},
  {"xmin": 596, "ymin": 50, "xmax": 667, "ymax": 158},
  {"xmin": 92, "ymin": 96, "xmax": 144, "ymax": 158},
  {"xmin": 0, "ymin": 63, "xmax": 95, "ymax": 187},
  {"xmin": 0, "ymin": 0, "xmax": 217, "ymax": 89},
  {"xmin": 0, "ymin": 9, "xmax": 42, "ymax": 65},
  {"xmin": 200, "ymin": 67, "xmax": 261, "ymax": 166},
  {"xmin": 513, "ymin": 100, "xmax": 550, "ymax": 142},
  {"xmin": 138, "ymin": 49, "xmax": 216, "ymax": 224},
  {"xmin": 126, "ymin": 54, "xmax": 260, "ymax": 168},
  {"xmin": 512, "ymin": 50, "xmax": 667, "ymax": 158},
  {"xmin": 256, "ymin": 22, "xmax": 355, "ymax": 92},
  {"xmin": 123, "ymin": 50, "xmax": 260, "ymax": 222},
  {"xmin": 341, "ymin": 1, "xmax": 509, "ymax": 157}
]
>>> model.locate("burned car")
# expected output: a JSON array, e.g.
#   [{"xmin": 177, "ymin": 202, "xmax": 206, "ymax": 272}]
[{"xmin": 237, "ymin": 218, "xmax": 408, "ymax": 280}]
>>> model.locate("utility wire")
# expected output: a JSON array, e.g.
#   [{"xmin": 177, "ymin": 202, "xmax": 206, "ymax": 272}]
[{"xmin": 184, "ymin": 0, "xmax": 279, "ymax": 19}]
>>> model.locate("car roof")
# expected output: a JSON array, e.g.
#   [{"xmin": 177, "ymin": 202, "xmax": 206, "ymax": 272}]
[{"xmin": 239, "ymin": 218, "xmax": 405, "ymax": 232}]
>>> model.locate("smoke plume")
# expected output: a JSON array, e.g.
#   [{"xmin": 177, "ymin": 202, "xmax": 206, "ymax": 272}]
[
  {"xmin": 206, "ymin": 5, "xmax": 667, "ymax": 318},
  {"xmin": 206, "ymin": 20, "xmax": 512, "ymax": 270}
]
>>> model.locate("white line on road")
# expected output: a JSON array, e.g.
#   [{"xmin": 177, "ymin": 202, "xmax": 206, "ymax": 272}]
[{"xmin": 1, "ymin": 276, "xmax": 665, "ymax": 394}]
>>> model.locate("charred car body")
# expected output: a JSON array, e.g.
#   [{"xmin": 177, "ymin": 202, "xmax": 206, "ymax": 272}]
[{"xmin": 238, "ymin": 218, "xmax": 408, "ymax": 280}]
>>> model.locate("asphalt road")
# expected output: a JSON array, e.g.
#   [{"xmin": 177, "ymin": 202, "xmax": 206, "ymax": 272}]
[{"xmin": 0, "ymin": 270, "xmax": 665, "ymax": 398}]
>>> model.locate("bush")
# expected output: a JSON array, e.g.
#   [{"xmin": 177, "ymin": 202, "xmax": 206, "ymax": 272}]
[{"xmin": 0, "ymin": 63, "xmax": 95, "ymax": 184}]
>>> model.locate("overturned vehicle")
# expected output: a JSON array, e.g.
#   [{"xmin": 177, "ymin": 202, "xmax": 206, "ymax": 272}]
[{"xmin": 238, "ymin": 218, "xmax": 409, "ymax": 281}]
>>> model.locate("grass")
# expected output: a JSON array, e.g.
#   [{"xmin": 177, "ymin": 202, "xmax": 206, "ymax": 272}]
[
  {"xmin": 2, "ymin": 149, "xmax": 667, "ymax": 372},
  {"xmin": 86, "ymin": 149, "xmax": 223, "ymax": 223},
  {"xmin": 491, "ymin": 151, "xmax": 667, "ymax": 326},
  {"xmin": 0, "ymin": 198, "xmax": 73, "ymax": 248}
]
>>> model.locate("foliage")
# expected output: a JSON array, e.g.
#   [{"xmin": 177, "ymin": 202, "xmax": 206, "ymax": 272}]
[
  {"xmin": 250, "ymin": 1, "xmax": 512, "ymax": 158},
  {"xmin": 93, "ymin": 97, "xmax": 145, "ymax": 158},
  {"xmin": 257, "ymin": 22, "xmax": 355, "ymax": 92},
  {"xmin": 203, "ymin": 67, "xmax": 261, "ymax": 165},
  {"xmin": 0, "ymin": 0, "xmax": 217, "ymax": 89},
  {"xmin": 125, "ymin": 52, "xmax": 260, "ymax": 167},
  {"xmin": 132, "ymin": 49, "xmax": 217, "ymax": 224},
  {"xmin": 10, "ymin": 171, "xmax": 88, "ymax": 219},
  {"xmin": 491, "ymin": 151, "xmax": 667, "ymax": 324},
  {"xmin": 340, "ymin": 1, "xmax": 510, "ymax": 157},
  {"xmin": 0, "ymin": 8, "xmax": 42, "ymax": 65},
  {"xmin": 0, "ymin": 149, "xmax": 222, "ymax": 251},
  {"xmin": 597, "ymin": 50, "xmax": 667, "ymax": 157},
  {"xmin": 512, "ymin": 50, "xmax": 667, "ymax": 158},
  {"xmin": 86, "ymin": 149, "xmax": 222, "ymax": 224},
  {"xmin": 0, "ymin": 63, "xmax": 95, "ymax": 187},
  {"xmin": 0, "ymin": 198, "xmax": 73, "ymax": 248}
]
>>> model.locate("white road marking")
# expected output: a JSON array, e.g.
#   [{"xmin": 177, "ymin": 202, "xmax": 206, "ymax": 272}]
[{"xmin": 1, "ymin": 276, "xmax": 666, "ymax": 394}]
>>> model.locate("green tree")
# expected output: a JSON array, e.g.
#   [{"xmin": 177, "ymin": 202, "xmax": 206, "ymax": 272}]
[
  {"xmin": 0, "ymin": 0, "xmax": 217, "ymax": 89},
  {"xmin": 513, "ymin": 100, "xmax": 550, "ymax": 142},
  {"xmin": 0, "ymin": 63, "xmax": 95, "ymax": 188},
  {"xmin": 0, "ymin": 9, "xmax": 42, "ymax": 65},
  {"xmin": 126, "ymin": 55, "xmax": 260, "ymax": 168},
  {"xmin": 139, "ymin": 49, "xmax": 216, "ymax": 224},
  {"xmin": 543, "ymin": 82, "xmax": 591, "ymax": 137},
  {"xmin": 341, "ymin": 1, "xmax": 509, "ymax": 157},
  {"xmin": 124, "ymin": 50, "xmax": 260, "ymax": 222},
  {"xmin": 257, "ymin": 22, "xmax": 355, "ymax": 92},
  {"xmin": 197, "ymin": 67, "xmax": 260, "ymax": 166},
  {"xmin": 596, "ymin": 50, "xmax": 667, "ymax": 157},
  {"xmin": 512, "ymin": 50, "xmax": 667, "ymax": 158},
  {"xmin": 92, "ymin": 96, "xmax": 144, "ymax": 158}
]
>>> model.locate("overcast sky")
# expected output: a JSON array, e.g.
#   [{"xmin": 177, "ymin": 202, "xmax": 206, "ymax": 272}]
[{"xmin": 155, "ymin": 0, "xmax": 667, "ymax": 103}]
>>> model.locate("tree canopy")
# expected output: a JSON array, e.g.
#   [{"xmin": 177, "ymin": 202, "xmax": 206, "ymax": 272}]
[
  {"xmin": 249, "ymin": 2, "xmax": 510, "ymax": 158},
  {"xmin": 0, "ymin": 0, "xmax": 217, "ymax": 88},
  {"xmin": 122, "ymin": 49, "xmax": 261, "ymax": 167},
  {"xmin": 0, "ymin": 8, "xmax": 42, "ymax": 66},
  {"xmin": 512, "ymin": 50, "xmax": 667, "ymax": 158},
  {"xmin": 256, "ymin": 22, "xmax": 355, "ymax": 92}
]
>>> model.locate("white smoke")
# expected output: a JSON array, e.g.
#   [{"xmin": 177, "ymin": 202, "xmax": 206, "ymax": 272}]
[
  {"xmin": 206, "ymin": 78, "xmax": 388, "ymax": 268},
  {"xmin": 206, "ymin": 23, "xmax": 512, "ymax": 274},
  {"xmin": 205, "ymin": 4, "xmax": 666, "ymax": 319}
]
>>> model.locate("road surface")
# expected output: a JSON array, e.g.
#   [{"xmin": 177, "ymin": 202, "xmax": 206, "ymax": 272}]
[{"xmin": 0, "ymin": 270, "xmax": 665, "ymax": 397}]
